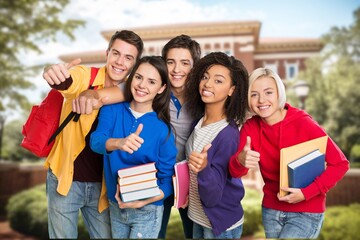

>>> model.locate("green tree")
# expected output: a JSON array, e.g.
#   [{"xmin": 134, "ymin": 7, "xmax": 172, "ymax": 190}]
[
  {"xmin": 2, "ymin": 119, "xmax": 38, "ymax": 161},
  {"xmin": 0, "ymin": 0, "xmax": 84, "ymax": 159},
  {"xmin": 299, "ymin": 8, "xmax": 360, "ymax": 159}
]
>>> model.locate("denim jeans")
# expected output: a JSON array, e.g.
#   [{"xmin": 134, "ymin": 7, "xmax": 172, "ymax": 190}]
[
  {"xmin": 158, "ymin": 194, "xmax": 193, "ymax": 239},
  {"xmin": 193, "ymin": 221, "xmax": 243, "ymax": 239},
  {"xmin": 262, "ymin": 206, "xmax": 324, "ymax": 239},
  {"xmin": 46, "ymin": 169, "xmax": 111, "ymax": 239},
  {"xmin": 109, "ymin": 200, "xmax": 163, "ymax": 239}
]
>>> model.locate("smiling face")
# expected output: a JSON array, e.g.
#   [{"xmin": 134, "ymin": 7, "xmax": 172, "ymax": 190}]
[
  {"xmin": 105, "ymin": 39, "xmax": 139, "ymax": 85},
  {"xmin": 166, "ymin": 48, "xmax": 193, "ymax": 92},
  {"xmin": 199, "ymin": 64, "xmax": 235, "ymax": 107},
  {"xmin": 130, "ymin": 62, "xmax": 166, "ymax": 112},
  {"xmin": 250, "ymin": 76, "xmax": 284, "ymax": 125}
]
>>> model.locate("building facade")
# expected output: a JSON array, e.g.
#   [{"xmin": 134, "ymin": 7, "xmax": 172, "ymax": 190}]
[{"xmin": 59, "ymin": 20, "xmax": 323, "ymax": 82}]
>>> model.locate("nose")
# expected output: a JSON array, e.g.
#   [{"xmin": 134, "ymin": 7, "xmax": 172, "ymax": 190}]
[
  {"xmin": 172, "ymin": 62, "xmax": 180, "ymax": 73},
  {"xmin": 138, "ymin": 79, "xmax": 146, "ymax": 88},
  {"xmin": 258, "ymin": 93, "xmax": 265, "ymax": 103},
  {"xmin": 203, "ymin": 78, "xmax": 212, "ymax": 87},
  {"xmin": 115, "ymin": 55, "xmax": 124, "ymax": 65}
]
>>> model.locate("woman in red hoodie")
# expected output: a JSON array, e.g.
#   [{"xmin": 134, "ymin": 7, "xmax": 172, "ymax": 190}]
[{"xmin": 228, "ymin": 67, "xmax": 349, "ymax": 239}]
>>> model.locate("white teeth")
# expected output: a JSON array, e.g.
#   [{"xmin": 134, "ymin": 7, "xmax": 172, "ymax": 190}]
[
  {"xmin": 172, "ymin": 75, "xmax": 183, "ymax": 80},
  {"xmin": 136, "ymin": 89, "xmax": 147, "ymax": 97},
  {"xmin": 202, "ymin": 90, "xmax": 213, "ymax": 97},
  {"xmin": 259, "ymin": 106, "xmax": 269, "ymax": 110},
  {"xmin": 113, "ymin": 66, "xmax": 123, "ymax": 73}
]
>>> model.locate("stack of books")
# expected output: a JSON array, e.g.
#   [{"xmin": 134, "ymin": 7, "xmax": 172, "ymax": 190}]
[{"xmin": 118, "ymin": 162, "xmax": 160, "ymax": 202}]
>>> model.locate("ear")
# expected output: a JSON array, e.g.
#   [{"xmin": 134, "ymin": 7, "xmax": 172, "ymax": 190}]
[
  {"xmin": 157, "ymin": 84, "xmax": 167, "ymax": 95},
  {"xmin": 228, "ymin": 85, "xmax": 236, "ymax": 97},
  {"xmin": 105, "ymin": 49, "xmax": 109, "ymax": 60}
]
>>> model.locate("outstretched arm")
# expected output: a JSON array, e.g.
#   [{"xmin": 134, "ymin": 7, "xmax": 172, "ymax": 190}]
[{"xmin": 72, "ymin": 86, "xmax": 125, "ymax": 114}]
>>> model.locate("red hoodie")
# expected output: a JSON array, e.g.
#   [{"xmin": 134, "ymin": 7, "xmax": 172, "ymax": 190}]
[{"xmin": 229, "ymin": 103, "xmax": 349, "ymax": 213}]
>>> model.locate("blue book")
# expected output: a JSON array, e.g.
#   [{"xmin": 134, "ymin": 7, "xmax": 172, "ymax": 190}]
[{"xmin": 287, "ymin": 149, "xmax": 325, "ymax": 188}]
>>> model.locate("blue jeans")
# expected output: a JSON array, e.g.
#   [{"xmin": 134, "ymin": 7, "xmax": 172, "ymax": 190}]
[
  {"xmin": 158, "ymin": 194, "xmax": 193, "ymax": 239},
  {"xmin": 109, "ymin": 200, "xmax": 163, "ymax": 239},
  {"xmin": 193, "ymin": 222, "xmax": 243, "ymax": 239},
  {"xmin": 46, "ymin": 169, "xmax": 111, "ymax": 239},
  {"xmin": 262, "ymin": 206, "xmax": 324, "ymax": 239}
]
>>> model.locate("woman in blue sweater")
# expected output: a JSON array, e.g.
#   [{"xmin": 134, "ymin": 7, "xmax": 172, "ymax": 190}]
[
  {"xmin": 184, "ymin": 52, "xmax": 249, "ymax": 238},
  {"xmin": 90, "ymin": 56, "xmax": 177, "ymax": 239}
]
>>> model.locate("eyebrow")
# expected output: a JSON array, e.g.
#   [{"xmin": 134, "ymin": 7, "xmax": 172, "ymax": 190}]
[
  {"xmin": 167, "ymin": 58, "xmax": 191, "ymax": 63},
  {"xmin": 111, "ymin": 49, "xmax": 135, "ymax": 59},
  {"xmin": 214, "ymin": 73, "xmax": 226, "ymax": 79},
  {"xmin": 135, "ymin": 73, "xmax": 158, "ymax": 82},
  {"xmin": 264, "ymin": 87, "xmax": 275, "ymax": 91}
]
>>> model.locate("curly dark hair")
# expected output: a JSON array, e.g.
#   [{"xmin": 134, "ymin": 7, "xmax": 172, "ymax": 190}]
[{"xmin": 185, "ymin": 52, "xmax": 249, "ymax": 126}]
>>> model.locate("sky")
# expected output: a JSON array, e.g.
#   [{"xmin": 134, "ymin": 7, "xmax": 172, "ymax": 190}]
[{"xmin": 21, "ymin": 0, "xmax": 360, "ymax": 105}]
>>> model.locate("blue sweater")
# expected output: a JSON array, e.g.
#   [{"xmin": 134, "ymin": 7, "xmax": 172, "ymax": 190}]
[
  {"xmin": 90, "ymin": 102, "xmax": 177, "ymax": 205},
  {"xmin": 198, "ymin": 120, "xmax": 245, "ymax": 235}
]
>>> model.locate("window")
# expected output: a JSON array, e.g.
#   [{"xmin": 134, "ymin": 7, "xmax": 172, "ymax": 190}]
[
  {"xmin": 285, "ymin": 62, "xmax": 299, "ymax": 80},
  {"xmin": 264, "ymin": 62, "xmax": 278, "ymax": 74}
]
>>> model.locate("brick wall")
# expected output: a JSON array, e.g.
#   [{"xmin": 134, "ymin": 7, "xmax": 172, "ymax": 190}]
[
  {"xmin": 243, "ymin": 168, "xmax": 360, "ymax": 206},
  {"xmin": 0, "ymin": 162, "xmax": 47, "ymax": 217},
  {"xmin": 326, "ymin": 168, "xmax": 360, "ymax": 206}
]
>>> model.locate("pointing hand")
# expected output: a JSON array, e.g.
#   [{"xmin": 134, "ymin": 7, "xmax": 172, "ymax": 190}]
[{"xmin": 43, "ymin": 58, "xmax": 82, "ymax": 85}]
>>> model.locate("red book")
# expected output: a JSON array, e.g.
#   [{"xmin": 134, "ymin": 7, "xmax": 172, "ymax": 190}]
[{"xmin": 173, "ymin": 160, "xmax": 189, "ymax": 208}]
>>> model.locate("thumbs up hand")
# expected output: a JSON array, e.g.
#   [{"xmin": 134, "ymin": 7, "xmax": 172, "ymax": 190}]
[
  {"xmin": 238, "ymin": 136, "xmax": 260, "ymax": 169},
  {"xmin": 117, "ymin": 124, "xmax": 144, "ymax": 154},
  {"xmin": 188, "ymin": 144, "xmax": 212, "ymax": 173},
  {"xmin": 43, "ymin": 58, "xmax": 82, "ymax": 85}
]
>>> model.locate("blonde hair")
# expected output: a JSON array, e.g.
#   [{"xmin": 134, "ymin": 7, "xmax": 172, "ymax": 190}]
[{"xmin": 248, "ymin": 68, "xmax": 286, "ymax": 114}]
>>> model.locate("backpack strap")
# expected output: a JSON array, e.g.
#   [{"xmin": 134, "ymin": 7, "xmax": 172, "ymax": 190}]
[{"xmin": 47, "ymin": 67, "xmax": 100, "ymax": 145}]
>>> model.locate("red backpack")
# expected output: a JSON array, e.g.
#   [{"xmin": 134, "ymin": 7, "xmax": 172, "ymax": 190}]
[{"xmin": 21, "ymin": 67, "xmax": 99, "ymax": 157}]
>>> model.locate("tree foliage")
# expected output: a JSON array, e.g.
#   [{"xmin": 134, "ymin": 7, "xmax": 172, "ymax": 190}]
[
  {"xmin": 299, "ymin": 8, "xmax": 360, "ymax": 159},
  {"xmin": 0, "ymin": 0, "xmax": 84, "ymax": 111},
  {"xmin": 2, "ymin": 119, "xmax": 39, "ymax": 161}
]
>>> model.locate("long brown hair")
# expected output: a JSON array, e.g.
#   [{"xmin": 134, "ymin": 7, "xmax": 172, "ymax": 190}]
[{"xmin": 124, "ymin": 56, "xmax": 172, "ymax": 132}]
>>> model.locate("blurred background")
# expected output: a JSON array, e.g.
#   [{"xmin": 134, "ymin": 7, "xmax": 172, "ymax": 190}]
[{"xmin": 1, "ymin": 0, "xmax": 360, "ymax": 239}]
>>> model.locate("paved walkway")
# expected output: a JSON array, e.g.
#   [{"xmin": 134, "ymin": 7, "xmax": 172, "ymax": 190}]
[
  {"xmin": 0, "ymin": 218, "xmax": 262, "ymax": 240},
  {"xmin": 0, "ymin": 219, "xmax": 37, "ymax": 240}
]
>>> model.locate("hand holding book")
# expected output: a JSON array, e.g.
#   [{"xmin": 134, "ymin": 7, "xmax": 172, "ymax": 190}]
[{"xmin": 279, "ymin": 136, "xmax": 328, "ymax": 197}]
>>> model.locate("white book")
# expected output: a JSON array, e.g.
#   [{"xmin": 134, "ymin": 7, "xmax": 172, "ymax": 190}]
[
  {"xmin": 120, "ymin": 186, "xmax": 161, "ymax": 202},
  {"xmin": 118, "ymin": 162, "xmax": 156, "ymax": 178},
  {"xmin": 119, "ymin": 179, "xmax": 158, "ymax": 193},
  {"xmin": 119, "ymin": 171, "xmax": 157, "ymax": 186}
]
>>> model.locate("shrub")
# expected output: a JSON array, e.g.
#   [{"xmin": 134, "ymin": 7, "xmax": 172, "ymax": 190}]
[
  {"xmin": 242, "ymin": 187, "xmax": 263, "ymax": 236},
  {"xmin": 6, "ymin": 184, "xmax": 89, "ymax": 239},
  {"xmin": 5, "ymin": 184, "xmax": 263, "ymax": 239},
  {"xmin": 350, "ymin": 144, "xmax": 360, "ymax": 164},
  {"xmin": 318, "ymin": 203, "xmax": 360, "ymax": 240},
  {"xmin": 166, "ymin": 210, "xmax": 184, "ymax": 240}
]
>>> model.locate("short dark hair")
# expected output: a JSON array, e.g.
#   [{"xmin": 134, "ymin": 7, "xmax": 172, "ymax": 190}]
[
  {"xmin": 185, "ymin": 52, "xmax": 249, "ymax": 126},
  {"xmin": 108, "ymin": 30, "xmax": 144, "ymax": 61},
  {"xmin": 161, "ymin": 34, "xmax": 201, "ymax": 64}
]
